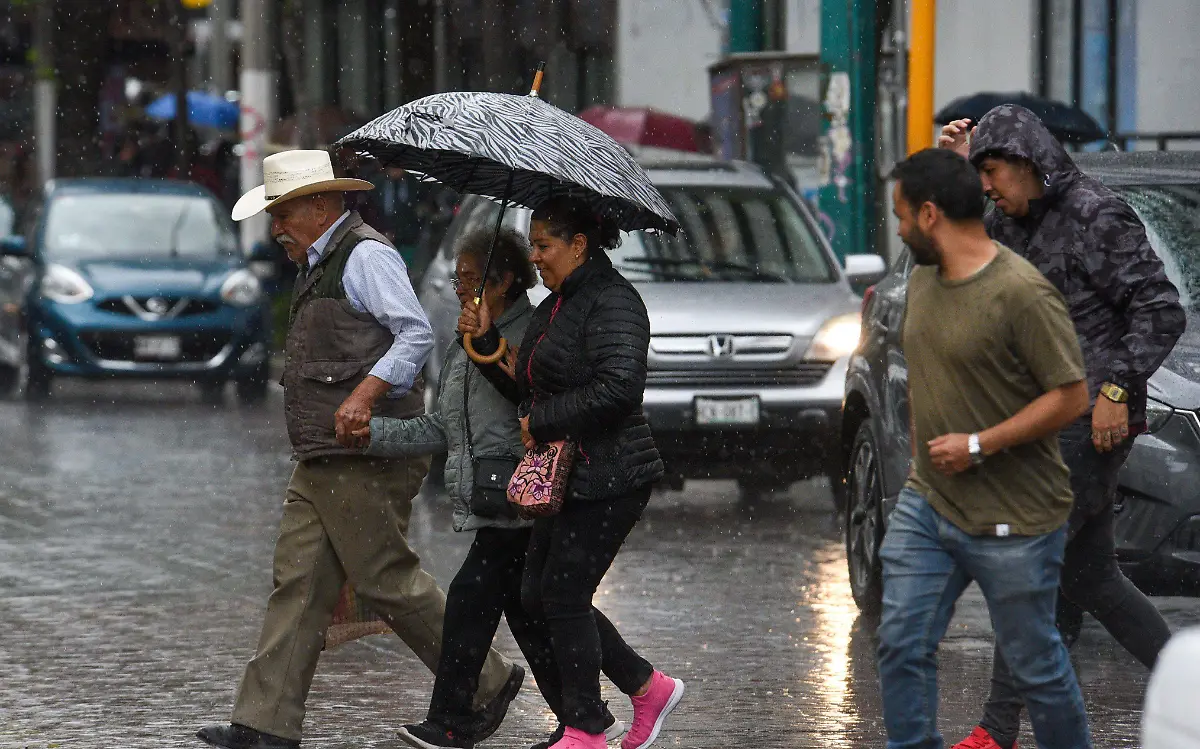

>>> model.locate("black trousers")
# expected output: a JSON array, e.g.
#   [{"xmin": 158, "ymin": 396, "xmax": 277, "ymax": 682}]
[
  {"xmin": 979, "ymin": 422, "xmax": 1173, "ymax": 748},
  {"xmin": 427, "ymin": 526, "xmax": 558, "ymax": 735},
  {"xmin": 522, "ymin": 487, "xmax": 656, "ymax": 734}
]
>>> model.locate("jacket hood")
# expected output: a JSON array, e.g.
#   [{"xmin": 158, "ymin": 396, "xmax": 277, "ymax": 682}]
[{"xmin": 968, "ymin": 104, "xmax": 1080, "ymax": 203}]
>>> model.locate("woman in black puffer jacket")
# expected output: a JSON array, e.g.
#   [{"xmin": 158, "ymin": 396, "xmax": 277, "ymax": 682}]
[{"xmin": 465, "ymin": 197, "xmax": 684, "ymax": 749}]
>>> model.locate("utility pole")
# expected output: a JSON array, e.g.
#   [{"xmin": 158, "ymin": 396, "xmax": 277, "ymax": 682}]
[
  {"xmin": 169, "ymin": 0, "xmax": 191, "ymax": 177},
  {"xmin": 433, "ymin": 0, "xmax": 448, "ymax": 92},
  {"xmin": 239, "ymin": 0, "xmax": 277, "ymax": 252},
  {"xmin": 906, "ymin": 0, "xmax": 936, "ymax": 153},
  {"xmin": 728, "ymin": 0, "xmax": 764, "ymax": 53},
  {"xmin": 209, "ymin": 0, "xmax": 233, "ymax": 94},
  {"xmin": 818, "ymin": 0, "xmax": 879, "ymax": 262},
  {"xmin": 31, "ymin": 0, "xmax": 54, "ymax": 187}
]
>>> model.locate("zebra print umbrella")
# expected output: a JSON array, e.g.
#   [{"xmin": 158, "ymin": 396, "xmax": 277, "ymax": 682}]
[{"xmin": 334, "ymin": 91, "xmax": 680, "ymax": 235}]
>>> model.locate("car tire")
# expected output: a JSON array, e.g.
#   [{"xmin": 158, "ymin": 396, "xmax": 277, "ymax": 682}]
[
  {"xmin": 198, "ymin": 379, "xmax": 226, "ymax": 405},
  {"xmin": 24, "ymin": 350, "xmax": 51, "ymax": 401},
  {"xmin": 236, "ymin": 363, "xmax": 270, "ymax": 405},
  {"xmin": 737, "ymin": 477, "xmax": 787, "ymax": 508},
  {"xmin": 0, "ymin": 363, "xmax": 19, "ymax": 399},
  {"xmin": 846, "ymin": 419, "xmax": 885, "ymax": 617}
]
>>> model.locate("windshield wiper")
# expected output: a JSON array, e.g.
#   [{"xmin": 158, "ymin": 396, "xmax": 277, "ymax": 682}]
[
  {"xmin": 167, "ymin": 203, "xmax": 191, "ymax": 258},
  {"xmin": 621, "ymin": 256, "xmax": 788, "ymax": 282}
]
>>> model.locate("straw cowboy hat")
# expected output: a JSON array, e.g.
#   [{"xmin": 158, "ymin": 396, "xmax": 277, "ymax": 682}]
[{"xmin": 232, "ymin": 149, "xmax": 373, "ymax": 222}]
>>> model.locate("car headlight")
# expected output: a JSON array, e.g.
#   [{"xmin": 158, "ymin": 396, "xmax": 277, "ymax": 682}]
[
  {"xmin": 1145, "ymin": 397, "xmax": 1175, "ymax": 434},
  {"xmin": 220, "ymin": 269, "xmax": 263, "ymax": 307},
  {"xmin": 805, "ymin": 313, "xmax": 862, "ymax": 361},
  {"xmin": 41, "ymin": 263, "xmax": 94, "ymax": 304}
]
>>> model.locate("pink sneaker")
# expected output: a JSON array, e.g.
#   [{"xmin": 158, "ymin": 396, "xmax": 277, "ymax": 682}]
[
  {"xmin": 621, "ymin": 671, "xmax": 685, "ymax": 749},
  {"xmin": 548, "ymin": 726, "xmax": 607, "ymax": 749}
]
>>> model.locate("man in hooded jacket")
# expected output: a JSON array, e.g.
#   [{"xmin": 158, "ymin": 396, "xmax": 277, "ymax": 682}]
[{"xmin": 939, "ymin": 105, "xmax": 1186, "ymax": 749}]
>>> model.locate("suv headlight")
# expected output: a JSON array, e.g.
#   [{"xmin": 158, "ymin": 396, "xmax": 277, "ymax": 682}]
[
  {"xmin": 41, "ymin": 263, "xmax": 94, "ymax": 304},
  {"xmin": 805, "ymin": 313, "xmax": 862, "ymax": 361},
  {"xmin": 220, "ymin": 269, "xmax": 263, "ymax": 307},
  {"xmin": 1145, "ymin": 397, "xmax": 1175, "ymax": 434}
]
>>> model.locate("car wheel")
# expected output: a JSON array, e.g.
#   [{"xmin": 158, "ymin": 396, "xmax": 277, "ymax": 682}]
[
  {"xmin": 737, "ymin": 477, "xmax": 788, "ymax": 508},
  {"xmin": 0, "ymin": 363, "xmax": 19, "ymax": 399},
  {"xmin": 846, "ymin": 420, "xmax": 885, "ymax": 616},
  {"xmin": 236, "ymin": 363, "xmax": 270, "ymax": 405},
  {"xmin": 198, "ymin": 379, "xmax": 226, "ymax": 405},
  {"xmin": 24, "ymin": 349, "xmax": 51, "ymax": 401}
]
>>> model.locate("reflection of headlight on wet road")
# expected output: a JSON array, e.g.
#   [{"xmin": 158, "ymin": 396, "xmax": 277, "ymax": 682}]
[{"xmin": 805, "ymin": 313, "xmax": 862, "ymax": 361}]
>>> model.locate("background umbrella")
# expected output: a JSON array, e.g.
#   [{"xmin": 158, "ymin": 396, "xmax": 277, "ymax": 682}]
[
  {"xmin": 146, "ymin": 91, "xmax": 239, "ymax": 130},
  {"xmin": 935, "ymin": 91, "xmax": 1107, "ymax": 143},
  {"xmin": 336, "ymin": 64, "xmax": 679, "ymax": 361},
  {"xmin": 578, "ymin": 106, "xmax": 702, "ymax": 153}
]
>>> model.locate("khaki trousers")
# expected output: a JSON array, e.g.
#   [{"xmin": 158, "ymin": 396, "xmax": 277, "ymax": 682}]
[{"xmin": 232, "ymin": 455, "xmax": 512, "ymax": 740}]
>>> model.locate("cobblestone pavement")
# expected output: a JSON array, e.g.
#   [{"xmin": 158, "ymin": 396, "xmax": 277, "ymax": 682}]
[{"xmin": 1, "ymin": 381, "xmax": 1194, "ymax": 748}]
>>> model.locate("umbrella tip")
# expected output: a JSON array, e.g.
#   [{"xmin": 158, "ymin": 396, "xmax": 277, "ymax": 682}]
[{"xmin": 529, "ymin": 62, "xmax": 547, "ymax": 98}]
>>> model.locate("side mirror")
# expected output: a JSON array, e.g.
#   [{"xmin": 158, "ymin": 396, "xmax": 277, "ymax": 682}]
[
  {"xmin": 0, "ymin": 235, "xmax": 27, "ymax": 258},
  {"xmin": 844, "ymin": 253, "xmax": 886, "ymax": 287}
]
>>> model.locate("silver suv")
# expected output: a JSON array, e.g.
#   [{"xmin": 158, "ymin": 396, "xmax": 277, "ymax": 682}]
[{"xmin": 417, "ymin": 156, "xmax": 885, "ymax": 503}]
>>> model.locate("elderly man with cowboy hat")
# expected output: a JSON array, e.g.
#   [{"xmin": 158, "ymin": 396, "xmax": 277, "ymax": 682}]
[{"xmin": 198, "ymin": 150, "xmax": 523, "ymax": 749}]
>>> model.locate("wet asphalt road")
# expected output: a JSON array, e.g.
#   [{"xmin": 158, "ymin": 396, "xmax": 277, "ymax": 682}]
[{"xmin": 1, "ymin": 381, "xmax": 1196, "ymax": 748}]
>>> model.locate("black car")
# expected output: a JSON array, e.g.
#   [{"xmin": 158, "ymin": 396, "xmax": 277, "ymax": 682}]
[{"xmin": 841, "ymin": 150, "xmax": 1200, "ymax": 615}]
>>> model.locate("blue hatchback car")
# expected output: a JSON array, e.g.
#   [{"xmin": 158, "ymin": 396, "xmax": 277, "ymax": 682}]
[{"xmin": 2, "ymin": 178, "xmax": 272, "ymax": 401}]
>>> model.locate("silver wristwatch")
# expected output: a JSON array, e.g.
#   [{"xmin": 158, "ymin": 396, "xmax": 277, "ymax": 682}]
[{"xmin": 968, "ymin": 433, "xmax": 985, "ymax": 466}]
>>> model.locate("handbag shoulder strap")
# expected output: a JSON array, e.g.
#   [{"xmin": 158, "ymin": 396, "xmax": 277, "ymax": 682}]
[{"xmin": 461, "ymin": 350, "xmax": 475, "ymax": 460}]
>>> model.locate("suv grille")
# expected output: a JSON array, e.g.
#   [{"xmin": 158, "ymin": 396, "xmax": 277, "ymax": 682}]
[{"xmin": 645, "ymin": 363, "xmax": 833, "ymax": 388}]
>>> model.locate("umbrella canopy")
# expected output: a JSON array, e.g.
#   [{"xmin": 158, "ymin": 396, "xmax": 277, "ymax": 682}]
[
  {"xmin": 335, "ymin": 91, "xmax": 680, "ymax": 235},
  {"xmin": 146, "ymin": 91, "xmax": 239, "ymax": 130},
  {"xmin": 935, "ymin": 91, "xmax": 1107, "ymax": 144},
  {"xmin": 578, "ymin": 106, "xmax": 701, "ymax": 152}
]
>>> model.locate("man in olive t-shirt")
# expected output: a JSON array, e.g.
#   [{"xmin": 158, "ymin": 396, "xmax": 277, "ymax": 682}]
[{"xmin": 876, "ymin": 149, "xmax": 1094, "ymax": 749}]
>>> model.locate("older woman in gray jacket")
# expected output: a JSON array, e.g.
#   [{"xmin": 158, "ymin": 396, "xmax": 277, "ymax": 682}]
[{"xmin": 357, "ymin": 229, "xmax": 624, "ymax": 749}]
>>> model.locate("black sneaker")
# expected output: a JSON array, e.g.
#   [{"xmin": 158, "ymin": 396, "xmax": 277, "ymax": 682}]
[
  {"xmin": 196, "ymin": 723, "xmax": 299, "ymax": 749},
  {"xmin": 399, "ymin": 721, "xmax": 475, "ymax": 749},
  {"xmin": 528, "ymin": 710, "xmax": 625, "ymax": 749},
  {"xmin": 473, "ymin": 664, "xmax": 525, "ymax": 741}
]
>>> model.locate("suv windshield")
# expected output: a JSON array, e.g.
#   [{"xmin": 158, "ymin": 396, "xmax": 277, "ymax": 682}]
[
  {"xmin": 43, "ymin": 193, "xmax": 239, "ymax": 261},
  {"xmin": 1117, "ymin": 185, "xmax": 1200, "ymax": 308},
  {"xmin": 613, "ymin": 187, "xmax": 835, "ymax": 283}
]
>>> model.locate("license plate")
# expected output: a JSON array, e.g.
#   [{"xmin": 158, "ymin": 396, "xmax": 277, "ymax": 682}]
[
  {"xmin": 134, "ymin": 335, "xmax": 182, "ymax": 360},
  {"xmin": 695, "ymin": 396, "xmax": 760, "ymax": 426}
]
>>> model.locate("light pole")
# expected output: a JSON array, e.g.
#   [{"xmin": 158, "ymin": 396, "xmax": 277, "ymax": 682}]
[{"xmin": 239, "ymin": 0, "xmax": 277, "ymax": 252}]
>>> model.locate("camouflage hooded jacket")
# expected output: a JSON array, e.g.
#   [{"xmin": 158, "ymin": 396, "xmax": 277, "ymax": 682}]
[{"xmin": 968, "ymin": 104, "xmax": 1186, "ymax": 427}]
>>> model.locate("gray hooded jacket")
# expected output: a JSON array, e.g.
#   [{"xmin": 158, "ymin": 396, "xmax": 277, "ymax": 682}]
[
  {"xmin": 969, "ymin": 104, "xmax": 1187, "ymax": 428},
  {"xmin": 365, "ymin": 295, "xmax": 533, "ymax": 531}
]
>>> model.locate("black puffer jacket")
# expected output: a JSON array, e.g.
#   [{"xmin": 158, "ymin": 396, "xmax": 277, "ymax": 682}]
[
  {"xmin": 969, "ymin": 104, "xmax": 1186, "ymax": 428},
  {"xmin": 479, "ymin": 252, "xmax": 664, "ymax": 502}
]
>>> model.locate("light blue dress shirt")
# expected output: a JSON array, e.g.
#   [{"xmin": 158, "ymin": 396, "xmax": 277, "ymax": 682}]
[{"xmin": 305, "ymin": 212, "xmax": 434, "ymax": 397}]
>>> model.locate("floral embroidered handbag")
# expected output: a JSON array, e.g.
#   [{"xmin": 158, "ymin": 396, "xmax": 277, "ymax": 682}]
[{"xmin": 507, "ymin": 439, "xmax": 577, "ymax": 519}]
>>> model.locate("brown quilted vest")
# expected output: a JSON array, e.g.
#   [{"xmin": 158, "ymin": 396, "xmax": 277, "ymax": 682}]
[{"xmin": 282, "ymin": 212, "xmax": 424, "ymax": 460}]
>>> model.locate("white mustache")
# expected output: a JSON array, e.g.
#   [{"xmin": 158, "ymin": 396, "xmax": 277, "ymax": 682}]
[{"xmin": 275, "ymin": 234, "xmax": 297, "ymax": 247}]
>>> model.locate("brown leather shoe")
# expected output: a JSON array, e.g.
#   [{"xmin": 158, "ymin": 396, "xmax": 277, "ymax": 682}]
[{"xmin": 197, "ymin": 723, "xmax": 300, "ymax": 749}]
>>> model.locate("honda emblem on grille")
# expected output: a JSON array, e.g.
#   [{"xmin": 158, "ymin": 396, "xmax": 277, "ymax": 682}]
[{"xmin": 708, "ymin": 335, "xmax": 735, "ymax": 359}]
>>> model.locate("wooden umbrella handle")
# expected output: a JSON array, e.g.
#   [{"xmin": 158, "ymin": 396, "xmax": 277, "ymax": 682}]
[{"xmin": 463, "ymin": 334, "xmax": 508, "ymax": 365}]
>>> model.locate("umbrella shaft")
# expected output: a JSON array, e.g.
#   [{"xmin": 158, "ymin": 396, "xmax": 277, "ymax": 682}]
[{"xmin": 477, "ymin": 169, "xmax": 517, "ymax": 302}]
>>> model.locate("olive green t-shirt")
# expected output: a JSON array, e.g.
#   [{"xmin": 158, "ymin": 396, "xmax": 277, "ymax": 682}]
[{"xmin": 903, "ymin": 244, "xmax": 1086, "ymax": 536}]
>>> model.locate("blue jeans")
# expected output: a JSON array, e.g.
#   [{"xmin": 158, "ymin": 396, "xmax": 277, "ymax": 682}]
[{"xmin": 877, "ymin": 489, "xmax": 1091, "ymax": 749}]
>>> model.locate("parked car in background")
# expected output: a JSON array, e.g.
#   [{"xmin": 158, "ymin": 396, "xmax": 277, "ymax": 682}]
[
  {"xmin": 841, "ymin": 150, "xmax": 1200, "ymax": 614},
  {"xmin": 418, "ymin": 155, "xmax": 886, "ymax": 503},
  {"xmin": 0, "ymin": 179, "xmax": 272, "ymax": 401}
]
